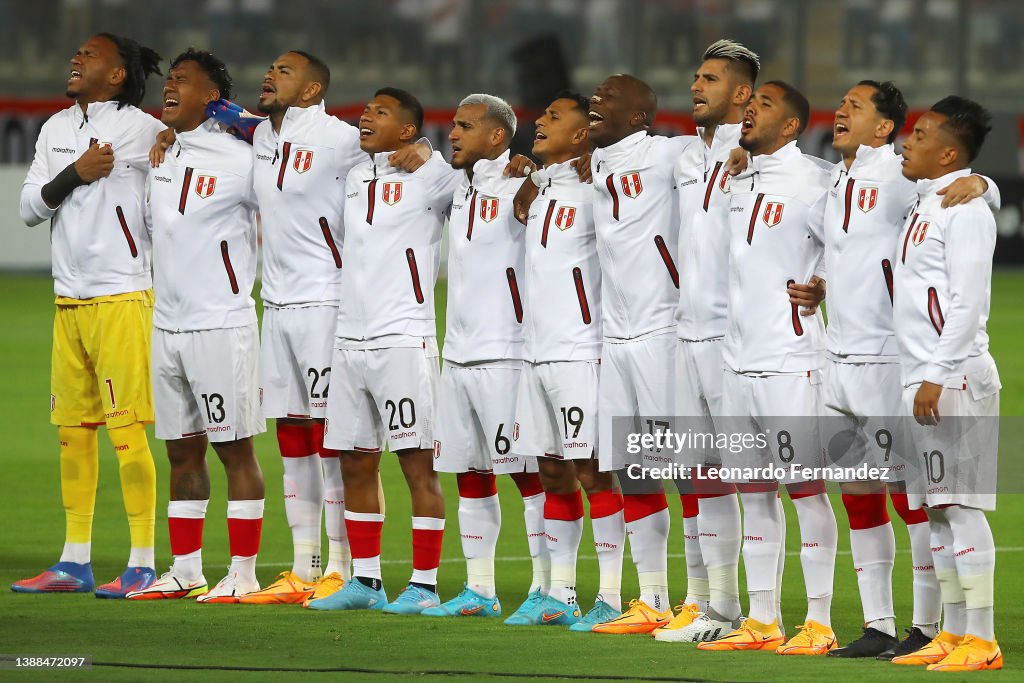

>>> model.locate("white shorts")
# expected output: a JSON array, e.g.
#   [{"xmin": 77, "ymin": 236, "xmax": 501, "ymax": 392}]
[
  {"xmin": 153, "ymin": 324, "xmax": 266, "ymax": 442},
  {"xmin": 434, "ymin": 360, "xmax": 537, "ymax": 475},
  {"xmin": 718, "ymin": 369, "xmax": 824, "ymax": 484},
  {"xmin": 323, "ymin": 339, "xmax": 440, "ymax": 453},
  {"xmin": 260, "ymin": 304, "xmax": 337, "ymax": 420},
  {"xmin": 822, "ymin": 359, "xmax": 909, "ymax": 482},
  {"xmin": 903, "ymin": 368, "xmax": 1000, "ymax": 511},
  {"xmin": 515, "ymin": 360, "xmax": 599, "ymax": 461},
  {"xmin": 675, "ymin": 338, "xmax": 726, "ymax": 467},
  {"xmin": 598, "ymin": 332, "xmax": 676, "ymax": 472}
]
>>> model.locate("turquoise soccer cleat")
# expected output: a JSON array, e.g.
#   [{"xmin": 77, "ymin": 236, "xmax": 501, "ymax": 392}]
[
  {"xmin": 503, "ymin": 588, "xmax": 545, "ymax": 624},
  {"xmin": 382, "ymin": 584, "xmax": 441, "ymax": 615},
  {"xmin": 568, "ymin": 599, "xmax": 622, "ymax": 632},
  {"xmin": 504, "ymin": 593, "xmax": 582, "ymax": 626},
  {"xmin": 307, "ymin": 578, "xmax": 388, "ymax": 611},
  {"xmin": 421, "ymin": 584, "xmax": 502, "ymax": 618}
]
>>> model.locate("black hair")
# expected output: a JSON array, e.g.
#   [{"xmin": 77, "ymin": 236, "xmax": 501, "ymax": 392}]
[
  {"xmin": 288, "ymin": 50, "xmax": 331, "ymax": 95},
  {"xmin": 374, "ymin": 86, "xmax": 424, "ymax": 133},
  {"xmin": 765, "ymin": 79, "xmax": 810, "ymax": 135},
  {"xmin": 169, "ymin": 48, "xmax": 233, "ymax": 100},
  {"xmin": 857, "ymin": 79, "xmax": 907, "ymax": 143},
  {"xmin": 553, "ymin": 89, "xmax": 590, "ymax": 118},
  {"xmin": 95, "ymin": 32, "xmax": 162, "ymax": 109},
  {"xmin": 930, "ymin": 95, "xmax": 992, "ymax": 162}
]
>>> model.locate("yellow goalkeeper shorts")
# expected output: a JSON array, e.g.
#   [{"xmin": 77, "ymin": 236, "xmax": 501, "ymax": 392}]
[{"xmin": 50, "ymin": 290, "xmax": 155, "ymax": 428}]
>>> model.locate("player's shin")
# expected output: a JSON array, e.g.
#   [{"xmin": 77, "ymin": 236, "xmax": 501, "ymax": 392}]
[
  {"xmin": 696, "ymin": 488, "xmax": 743, "ymax": 620},
  {"xmin": 891, "ymin": 490, "xmax": 940, "ymax": 637},
  {"xmin": 277, "ymin": 421, "xmax": 325, "ymax": 582},
  {"xmin": 789, "ymin": 482, "xmax": 838, "ymax": 628},
  {"xmin": 945, "ymin": 505, "xmax": 996, "ymax": 641},
  {"xmin": 317, "ymin": 442, "xmax": 350, "ymax": 579},
  {"xmin": 58, "ymin": 425, "xmax": 99, "ymax": 564},
  {"xmin": 927, "ymin": 508, "xmax": 967, "ymax": 638},
  {"xmin": 621, "ymin": 490, "xmax": 671, "ymax": 612},
  {"xmin": 168, "ymin": 499, "xmax": 208, "ymax": 580},
  {"xmin": 545, "ymin": 488, "xmax": 584, "ymax": 606},
  {"xmin": 587, "ymin": 487, "xmax": 624, "ymax": 611},
  {"xmin": 679, "ymin": 491, "xmax": 710, "ymax": 612},
  {"xmin": 108, "ymin": 423, "xmax": 157, "ymax": 570},
  {"xmin": 457, "ymin": 472, "xmax": 501, "ymax": 598},
  {"xmin": 511, "ymin": 471, "xmax": 549, "ymax": 594},
  {"xmin": 738, "ymin": 488, "xmax": 782, "ymax": 626},
  {"xmin": 843, "ymin": 492, "xmax": 897, "ymax": 635},
  {"xmin": 227, "ymin": 499, "xmax": 264, "ymax": 582}
]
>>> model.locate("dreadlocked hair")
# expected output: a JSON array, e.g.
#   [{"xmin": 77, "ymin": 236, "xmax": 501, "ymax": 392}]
[{"xmin": 97, "ymin": 32, "xmax": 162, "ymax": 109}]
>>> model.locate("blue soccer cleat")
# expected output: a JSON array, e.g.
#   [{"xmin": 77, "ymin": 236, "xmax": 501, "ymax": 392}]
[
  {"xmin": 505, "ymin": 593, "xmax": 582, "ymax": 626},
  {"xmin": 11, "ymin": 562, "xmax": 94, "ymax": 593},
  {"xmin": 421, "ymin": 584, "xmax": 502, "ymax": 618},
  {"xmin": 307, "ymin": 578, "xmax": 387, "ymax": 611},
  {"xmin": 382, "ymin": 584, "xmax": 441, "ymax": 615},
  {"xmin": 568, "ymin": 599, "xmax": 622, "ymax": 632},
  {"xmin": 95, "ymin": 566, "xmax": 156, "ymax": 599},
  {"xmin": 503, "ymin": 588, "xmax": 545, "ymax": 624}
]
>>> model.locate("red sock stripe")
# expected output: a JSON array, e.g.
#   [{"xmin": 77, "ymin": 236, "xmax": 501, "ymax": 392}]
[
  {"xmin": 841, "ymin": 492, "xmax": 890, "ymax": 530},
  {"xmin": 587, "ymin": 488, "xmax": 624, "ymax": 518},
  {"xmin": 511, "ymin": 471, "xmax": 544, "ymax": 498},
  {"xmin": 889, "ymin": 490, "xmax": 928, "ymax": 525},
  {"xmin": 680, "ymin": 493, "xmax": 699, "ymax": 519},
  {"xmin": 545, "ymin": 489, "xmax": 585, "ymax": 521},
  {"xmin": 310, "ymin": 421, "xmax": 338, "ymax": 458},
  {"xmin": 277, "ymin": 423, "xmax": 318, "ymax": 457},
  {"xmin": 457, "ymin": 471, "xmax": 498, "ymax": 498},
  {"xmin": 737, "ymin": 481, "xmax": 779, "ymax": 494},
  {"xmin": 411, "ymin": 527, "xmax": 445, "ymax": 571},
  {"xmin": 227, "ymin": 517, "xmax": 262, "ymax": 557},
  {"xmin": 787, "ymin": 480, "xmax": 826, "ymax": 499},
  {"xmin": 346, "ymin": 517, "xmax": 383, "ymax": 559},
  {"xmin": 622, "ymin": 492, "xmax": 669, "ymax": 523},
  {"xmin": 168, "ymin": 516, "xmax": 204, "ymax": 556}
]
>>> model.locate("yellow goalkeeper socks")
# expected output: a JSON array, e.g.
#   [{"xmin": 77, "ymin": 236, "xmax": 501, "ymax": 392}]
[
  {"xmin": 58, "ymin": 425, "xmax": 99, "ymax": 564},
  {"xmin": 108, "ymin": 422, "xmax": 157, "ymax": 568}
]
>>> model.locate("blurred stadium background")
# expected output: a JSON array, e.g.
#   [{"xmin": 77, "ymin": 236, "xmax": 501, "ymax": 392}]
[{"xmin": 1, "ymin": 0, "xmax": 1023, "ymax": 271}]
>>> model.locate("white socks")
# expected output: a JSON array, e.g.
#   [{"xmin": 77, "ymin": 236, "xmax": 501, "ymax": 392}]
[
  {"xmin": 946, "ymin": 505, "xmax": 996, "ymax": 641},
  {"xmin": 627, "ymin": 506, "xmax": 670, "ymax": 612},
  {"xmin": 60, "ymin": 541, "xmax": 91, "ymax": 565},
  {"xmin": 545, "ymin": 494, "xmax": 584, "ymax": 606},
  {"xmin": 321, "ymin": 455, "xmax": 350, "ymax": 579},
  {"xmin": 792, "ymin": 493, "xmax": 838, "ymax": 627},
  {"xmin": 521, "ymin": 492, "xmax": 549, "ymax": 594},
  {"xmin": 698, "ymin": 493, "xmax": 742, "ymax": 619},
  {"xmin": 739, "ymin": 491, "xmax": 782, "ymax": 624},
  {"xmin": 850, "ymin": 522, "xmax": 896, "ymax": 627},
  {"xmin": 459, "ymin": 494, "xmax": 501, "ymax": 598},
  {"xmin": 282, "ymin": 454, "xmax": 324, "ymax": 582},
  {"xmin": 590, "ymin": 497, "xmax": 625, "ymax": 611},
  {"xmin": 906, "ymin": 519, "xmax": 941, "ymax": 634},
  {"xmin": 682, "ymin": 509, "xmax": 710, "ymax": 611}
]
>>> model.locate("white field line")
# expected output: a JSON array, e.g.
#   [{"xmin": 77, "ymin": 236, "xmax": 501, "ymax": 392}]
[{"xmin": 259, "ymin": 546, "xmax": 1024, "ymax": 568}]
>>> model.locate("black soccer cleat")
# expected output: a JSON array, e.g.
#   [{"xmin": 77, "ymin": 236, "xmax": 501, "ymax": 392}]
[
  {"xmin": 828, "ymin": 627, "xmax": 899, "ymax": 658},
  {"xmin": 876, "ymin": 627, "xmax": 933, "ymax": 661}
]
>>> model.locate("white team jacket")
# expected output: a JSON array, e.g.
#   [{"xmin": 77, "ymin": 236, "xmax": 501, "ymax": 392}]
[
  {"xmin": 724, "ymin": 141, "xmax": 829, "ymax": 373},
  {"xmin": 253, "ymin": 102, "xmax": 365, "ymax": 307},
  {"xmin": 335, "ymin": 150, "xmax": 458, "ymax": 342},
  {"xmin": 893, "ymin": 168, "xmax": 999, "ymax": 389},
  {"xmin": 675, "ymin": 123, "xmax": 742, "ymax": 341},
  {"xmin": 522, "ymin": 158, "xmax": 602, "ymax": 363},
  {"xmin": 591, "ymin": 130, "xmax": 695, "ymax": 341},
  {"xmin": 444, "ymin": 150, "xmax": 526, "ymax": 363},
  {"xmin": 147, "ymin": 119, "xmax": 258, "ymax": 332},
  {"xmin": 20, "ymin": 101, "xmax": 164, "ymax": 298}
]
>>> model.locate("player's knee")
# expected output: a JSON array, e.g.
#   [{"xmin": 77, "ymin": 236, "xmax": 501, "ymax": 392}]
[
  {"xmin": 340, "ymin": 450, "xmax": 380, "ymax": 487},
  {"xmin": 538, "ymin": 459, "xmax": 576, "ymax": 494},
  {"xmin": 575, "ymin": 461, "xmax": 613, "ymax": 495}
]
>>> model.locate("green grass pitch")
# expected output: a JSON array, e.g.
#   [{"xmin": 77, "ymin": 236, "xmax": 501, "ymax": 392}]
[{"xmin": 1, "ymin": 271, "xmax": 1022, "ymax": 682}]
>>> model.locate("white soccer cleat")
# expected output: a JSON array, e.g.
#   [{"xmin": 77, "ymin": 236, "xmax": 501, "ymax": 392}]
[
  {"xmin": 656, "ymin": 610, "xmax": 741, "ymax": 643},
  {"xmin": 125, "ymin": 568, "xmax": 208, "ymax": 600},
  {"xmin": 196, "ymin": 571, "xmax": 259, "ymax": 604}
]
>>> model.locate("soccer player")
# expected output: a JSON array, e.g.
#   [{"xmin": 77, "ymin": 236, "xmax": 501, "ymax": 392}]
[
  {"xmin": 14, "ymin": 33, "xmax": 163, "ymax": 598},
  {"xmin": 582, "ymin": 75, "xmax": 697, "ymax": 634},
  {"xmin": 126, "ymin": 49, "xmax": 265, "ymax": 603},
  {"xmin": 813, "ymin": 81, "xmax": 998, "ymax": 659},
  {"xmin": 890, "ymin": 96, "xmax": 1002, "ymax": 671},
  {"xmin": 424, "ymin": 94, "xmax": 549, "ymax": 619},
  {"xmin": 506, "ymin": 91, "xmax": 626, "ymax": 628},
  {"xmin": 656, "ymin": 39, "xmax": 762, "ymax": 643},
  {"xmin": 235, "ymin": 51, "xmax": 364, "ymax": 606},
  {"xmin": 306, "ymin": 88, "xmax": 459, "ymax": 614},
  {"xmin": 698, "ymin": 81, "xmax": 838, "ymax": 655}
]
